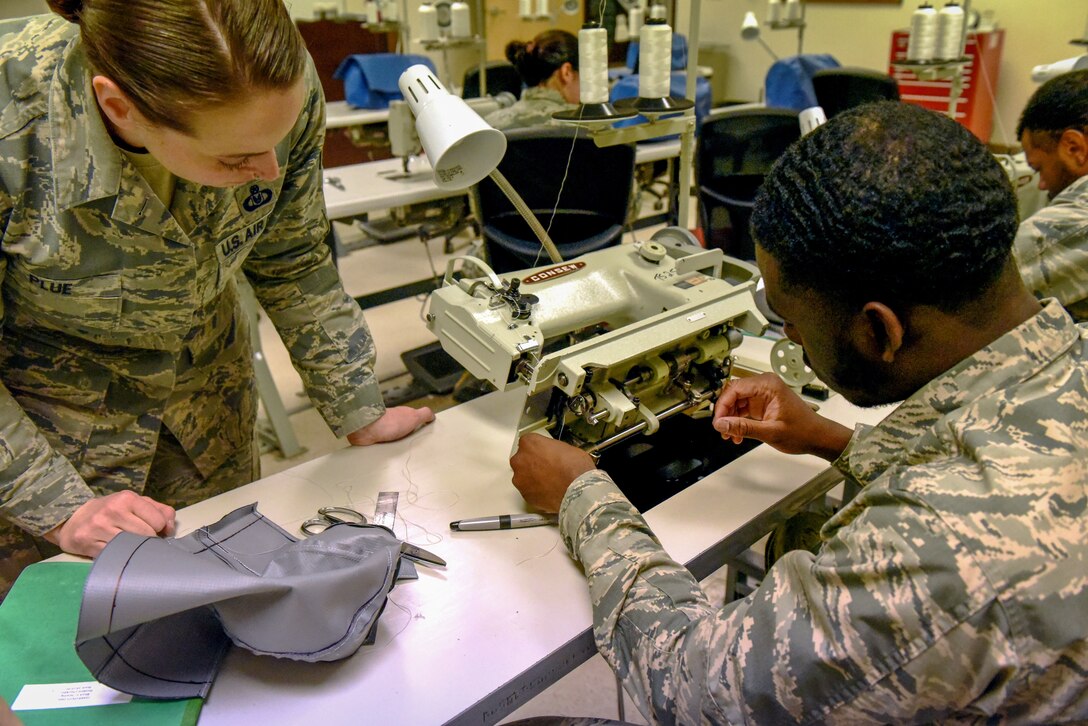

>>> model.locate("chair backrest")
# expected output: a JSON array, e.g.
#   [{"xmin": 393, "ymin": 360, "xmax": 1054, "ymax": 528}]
[
  {"xmin": 764, "ymin": 53, "xmax": 840, "ymax": 110},
  {"xmin": 473, "ymin": 127, "xmax": 636, "ymax": 273},
  {"xmin": 696, "ymin": 108, "xmax": 801, "ymax": 260},
  {"xmin": 463, "ymin": 61, "xmax": 524, "ymax": 100},
  {"xmin": 812, "ymin": 67, "xmax": 900, "ymax": 118}
]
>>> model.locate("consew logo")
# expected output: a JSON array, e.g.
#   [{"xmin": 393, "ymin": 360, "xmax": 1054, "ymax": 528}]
[
  {"xmin": 522, "ymin": 261, "xmax": 586, "ymax": 285},
  {"xmin": 242, "ymin": 185, "xmax": 273, "ymax": 212}
]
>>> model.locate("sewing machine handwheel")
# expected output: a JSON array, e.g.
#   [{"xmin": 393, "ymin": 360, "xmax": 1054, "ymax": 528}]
[{"xmin": 770, "ymin": 338, "xmax": 816, "ymax": 388}]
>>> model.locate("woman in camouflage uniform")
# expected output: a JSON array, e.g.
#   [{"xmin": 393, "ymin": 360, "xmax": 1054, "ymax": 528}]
[
  {"xmin": 483, "ymin": 30, "xmax": 579, "ymax": 131},
  {"xmin": 0, "ymin": 0, "xmax": 433, "ymax": 596}
]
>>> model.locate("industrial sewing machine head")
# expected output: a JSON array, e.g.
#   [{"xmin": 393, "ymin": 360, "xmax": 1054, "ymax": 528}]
[{"xmin": 425, "ymin": 228, "xmax": 769, "ymax": 456}]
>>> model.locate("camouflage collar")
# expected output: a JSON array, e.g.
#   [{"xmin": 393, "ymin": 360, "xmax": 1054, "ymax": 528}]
[
  {"xmin": 1049, "ymin": 172, "xmax": 1088, "ymax": 209},
  {"xmin": 845, "ymin": 300, "xmax": 1082, "ymax": 483},
  {"xmin": 48, "ymin": 37, "xmax": 123, "ymax": 212},
  {"xmin": 521, "ymin": 86, "xmax": 569, "ymax": 106}
]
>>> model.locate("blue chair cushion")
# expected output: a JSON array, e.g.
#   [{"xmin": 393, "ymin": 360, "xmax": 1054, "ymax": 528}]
[{"xmin": 333, "ymin": 53, "xmax": 436, "ymax": 109}]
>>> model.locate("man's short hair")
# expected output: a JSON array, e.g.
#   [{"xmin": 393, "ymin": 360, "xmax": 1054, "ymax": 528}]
[
  {"xmin": 751, "ymin": 102, "xmax": 1018, "ymax": 312},
  {"xmin": 1016, "ymin": 69, "xmax": 1088, "ymax": 142}
]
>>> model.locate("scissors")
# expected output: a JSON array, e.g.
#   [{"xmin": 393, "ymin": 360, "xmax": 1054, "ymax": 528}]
[
  {"xmin": 299, "ymin": 506, "xmax": 447, "ymax": 568},
  {"xmin": 300, "ymin": 506, "xmax": 368, "ymax": 535}
]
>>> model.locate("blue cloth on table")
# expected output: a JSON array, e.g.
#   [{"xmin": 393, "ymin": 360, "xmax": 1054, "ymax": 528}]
[
  {"xmin": 333, "ymin": 53, "xmax": 436, "ymax": 109},
  {"xmin": 609, "ymin": 71, "xmax": 712, "ymax": 135},
  {"xmin": 764, "ymin": 53, "xmax": 840, "ymax": 111}
]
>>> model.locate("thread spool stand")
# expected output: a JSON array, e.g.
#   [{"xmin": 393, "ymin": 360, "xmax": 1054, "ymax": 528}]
[
  {"xmin": 892, "ymin": 0, "xmax": 971, "ymax": 119},
  {"xmin": 765, "ymin": 0, "xmax": 806, "ymax": 55},
  {"xmin": 552, "ymin": 12, "xmax": 700, "ymax": 230}
]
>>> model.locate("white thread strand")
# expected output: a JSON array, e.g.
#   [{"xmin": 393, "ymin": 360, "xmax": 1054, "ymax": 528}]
[
  {"xmin": 418, "ymin": 3, "xmax": 438, "ymax": 42},
  {"xmin": 579, "ymin": 27, "xmax": 609, "ymax": 104},
  {"xmin": 907, "ymin": 3, "xmax": 937, "ymax": 62},
  {"xmin": 936, "ymin": 1, "xmax": 965, "ymax": 61},
  {"xmin": 450, "ymin": 1, "xmax": 470, "ymax": 37},
  {"xmin": 639, "ymin": 22, "xmax": 672, "ymax": 99}
]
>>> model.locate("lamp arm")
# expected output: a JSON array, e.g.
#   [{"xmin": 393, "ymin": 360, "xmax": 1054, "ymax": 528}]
[{"xmin": 487, "ymin": 169, "xmax": 564, "ymax": 264}]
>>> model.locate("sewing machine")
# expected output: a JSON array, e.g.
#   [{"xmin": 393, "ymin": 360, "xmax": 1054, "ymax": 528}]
[{"xmin": 425, "ymin": 228, "xmax": 769, "ymax": 458}]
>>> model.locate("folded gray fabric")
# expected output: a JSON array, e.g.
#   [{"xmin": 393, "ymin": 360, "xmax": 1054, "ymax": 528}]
[{"xmin": 75, "ymin": 503, "xmax": 409, "ymax": 699}]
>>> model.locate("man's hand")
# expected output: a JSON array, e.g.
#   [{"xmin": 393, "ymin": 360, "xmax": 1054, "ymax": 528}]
[
  {"xmin": 713, "ymin": 373, "xmax": 853, "ymax": 460},
  {"xmin": 346, "ymin": 406, "xmax": 436, "ymax": 446},
  {"xmin": 510, "ymin": 433, "xmax": 596, "ymax": 513},
  {"xmin": 43, "ymin": 490, "xmax": 176, "ymax": 558}
]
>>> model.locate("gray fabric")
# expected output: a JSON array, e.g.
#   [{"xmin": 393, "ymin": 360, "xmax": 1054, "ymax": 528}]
[{"xmin": 75, "ymin": 503, "xmax": 407, "ymax": 699}]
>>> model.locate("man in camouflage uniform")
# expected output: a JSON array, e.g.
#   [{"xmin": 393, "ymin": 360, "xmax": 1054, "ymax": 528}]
[
  {"xmin": 511, "ymin": 102, "xmax": 1088, "ymax": 723},
  {"xmin": 0, "ymin": 13, "xmax": 431, "ymax": 597},
  {"xmin": 1013, "ymin": 69, "xmax": 1088, "ymax": 322}
]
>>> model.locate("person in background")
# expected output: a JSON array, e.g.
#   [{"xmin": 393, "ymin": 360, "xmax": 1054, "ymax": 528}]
[
  {"xmin": 509, "ymin": 102, "xmax": 1088, "ymax": 722},
  {"xmin": 0, "ymin": 0, "xmax": 434, "ymax": 600},
  {"xmin": 483, "ymin": 29, "xmax": 579, "ymax": 131},
  {"xmin": 1014, "ymin": 68, "xmax": 1088, "ymax": 321}
]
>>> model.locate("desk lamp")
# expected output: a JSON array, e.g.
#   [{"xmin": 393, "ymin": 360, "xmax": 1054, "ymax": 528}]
[
  {"xmin": 398, "ymin": 64, "xmax": 564, "ymax": 263},
  {"xmin": 741, "ymin": 11, "xmax": 779, "ymax": 61}
]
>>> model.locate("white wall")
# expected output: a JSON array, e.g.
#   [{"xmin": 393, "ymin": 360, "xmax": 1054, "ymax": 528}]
[
  {"xmin": 1, "ymin": 1, "xmax": 48, "ymax": 20},
  {"xmin": 684, "ymin": 0, "xmax": 1088, "ymax": 147}
]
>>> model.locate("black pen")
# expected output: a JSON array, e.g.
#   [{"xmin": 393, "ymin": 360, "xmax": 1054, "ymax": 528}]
[{"xmin": 449, "ymin": 513, "xmax": 558, "ymax": 531}]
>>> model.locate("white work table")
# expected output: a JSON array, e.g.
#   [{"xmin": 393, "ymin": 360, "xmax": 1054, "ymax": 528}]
[
  {"xmin": 184, "ymin": 338, "xmax": 883, "ymax": 725},
  {"xmin": 322, "ymin": 138, "xmax": 683, "ymax": 221},
  {"xmin": 325, "ymin": 100, "xmax": 390, "ymax": 129}
]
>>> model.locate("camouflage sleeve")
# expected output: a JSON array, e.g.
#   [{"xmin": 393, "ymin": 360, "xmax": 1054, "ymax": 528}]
[
  {"xmin": 1012, "ymin": 199, "xmax": 1088, "ymax": 323},
  {"xmin": 0, "ymin": 165, "xmax": 95, "ymax": 534},
  {"xmin": 560, "ymin": 470, "xmax": 1016, "ymax": 724},
  {"xmin": 0, "ymin": 384, "xmax": 94, "ymax": 535},
  {"xmin": 241, "ymin": 59, "xmax": 385, "ymax": 437}
]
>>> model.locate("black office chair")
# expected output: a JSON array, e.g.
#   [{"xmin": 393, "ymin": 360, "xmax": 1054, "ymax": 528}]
[
  {"xmin": 473, "ymin": 127, "xmax": 636, "ymax": 273},
  {"xmin": 812, "ymin": 67, "xmax": 900, "ymax": 118},
  {"xmin": 462, "ymin": 61, "xmax": 523, "ymax": 100},
  {"xmin": 696, "ymin": 107, "xmax": 801, "ymax": 262}
]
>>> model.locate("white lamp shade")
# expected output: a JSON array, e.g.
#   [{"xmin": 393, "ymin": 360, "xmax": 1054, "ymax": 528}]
[
  {"xmin": 398, "ymin": 65, "xmax": 507, "ymax": 190},
  {"xmin": 741, "ymin": 11, "xmax": 760, "ymax": 40}
]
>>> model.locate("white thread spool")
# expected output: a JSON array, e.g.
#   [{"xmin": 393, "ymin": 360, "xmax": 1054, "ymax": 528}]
[
  {"xmin": 907, "ymin": 2, "xmax": 937, "ymax": 61},
  {"xmin": 614, "ymin": 14, "xmax": 630, "ymax": 43},
  {"xmin": 536, "ymin": 0, "xmax": 549, "ymax": 18},
  {"xmin": 638, "ymin": 19, "xmax": 672, "ymax": 99},
  {"xmin": 381, "ymin": 0, "xmax": 398, "ymax": 22},
  {"xmin": 936, "ymin": 1, "xmax": 965, "ymax": 61},
  {"xmin": 519, "ymin": 0, "xmax": 532, "ymax": 18},
  {"xmin": 363, "ymin": 0, "xmax": 379, "ymax": 22},
  {"xmin": 450, "ymin": 0, "xmax": 471, "ymax": 37},
  {"xmin": 628, "ymin": 7, "xmax": 643, "ymax": 37},
  {"xmin": 418, "ymin": 2, "xmax": 438, "ymax": 41},
  {"xmin": 647, "ymin": 3, "xmax": 666, "ymax": 21},
  {"xmin": 785, "ymin": 0, "xmax": 802, "ymax": 22},
  {"xmin": 766, "ymin": 0, "xmax": 782, "ymax": 25},
  {"xmin": 579, "ymin": 25, "xmax": 609, "ymax": 104}
]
